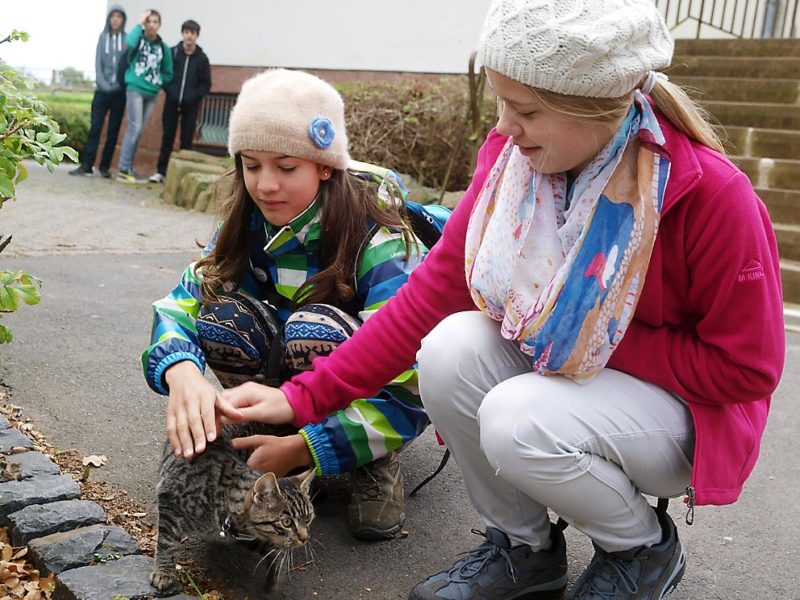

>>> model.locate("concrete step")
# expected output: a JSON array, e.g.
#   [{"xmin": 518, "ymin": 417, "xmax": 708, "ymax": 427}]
[
  {"xmin": 670, "ymin": 55, "xmax": 800, "ymax": 79},
  {"xmin": 775, "ymin": 224, "xmax": 800, "ymax": 262},
  {"xmin": 671, "ymin": 76, "xmax": 800, "ymax": 104},
  {"xmin": 705, "ymin": 101, "xmax": 800, "ymax": 130},
  {"xmin": 781, "ymin": 259, "xmax": 800, "ymax": 305},
  {"xmin": 723, "ymin": 126, "xmax": 800, "ymax": 160},
  {"xmin": 757, "ymin": 187, "xmax": 800, "ymax": 226},
  {"xmin": 732, "ymin": 156, "xmax": 800, "ymax": 191},
  {"xmin": 675, "ymin": 39, "xmax": 800, "ymax": 58}
]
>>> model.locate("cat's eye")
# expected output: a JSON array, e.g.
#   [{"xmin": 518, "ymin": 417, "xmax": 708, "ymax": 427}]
[{"xmin": 280, "ymin": 517, "xmax": 293, "ymax": 528}]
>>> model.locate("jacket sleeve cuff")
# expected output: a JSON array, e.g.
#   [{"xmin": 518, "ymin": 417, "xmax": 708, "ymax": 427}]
[
  {"xmin": 281, "ymin": 380, "xmax": 318, "ymax": 427},
  {"xmin": 152, "ymin": 352, "xmax": 204, "ymax": 395},
  {"xmin": 298, "ymin": 424, "xmax": 338, "ymax": 476}
]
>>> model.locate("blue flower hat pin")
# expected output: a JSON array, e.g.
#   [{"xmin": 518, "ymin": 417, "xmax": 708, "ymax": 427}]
[{"xmin": 309, "ymin": 117, "xmax": 335, "ymax": 149}]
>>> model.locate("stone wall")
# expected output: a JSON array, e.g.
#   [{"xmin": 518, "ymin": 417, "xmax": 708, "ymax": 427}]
[{"xmin": 163, "ymin": 150, "xmax": 464, "ymax": 212}]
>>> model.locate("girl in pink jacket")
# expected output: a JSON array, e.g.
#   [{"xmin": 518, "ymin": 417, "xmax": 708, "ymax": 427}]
[{"xmin": 211, "ymin": 1, "xmax": 784, "ymax": 598}]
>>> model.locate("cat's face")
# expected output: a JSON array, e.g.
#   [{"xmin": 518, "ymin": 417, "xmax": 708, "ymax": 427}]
[{"xmin": 246, "ymin": 468, "xmax": 316, "ymax": 548}]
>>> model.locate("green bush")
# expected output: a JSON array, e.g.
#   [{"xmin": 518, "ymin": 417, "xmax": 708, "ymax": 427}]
[
  {"xmin": 337, "ymin": 77, "xmax": 496, "ymax": 191},
  {"xmin": 36, "ymin": 90, "xmax": 92, "ymax": 156}
]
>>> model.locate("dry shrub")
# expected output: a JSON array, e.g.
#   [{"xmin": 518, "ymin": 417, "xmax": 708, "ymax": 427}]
[{"xmin": 338, "ymin": 77, "xmax": 496, "ymax": 191}]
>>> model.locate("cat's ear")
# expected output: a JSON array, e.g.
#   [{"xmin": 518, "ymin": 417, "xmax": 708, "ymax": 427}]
[
  {"xmin": 252, "ymin": 472, "xmax": 282, "ymax": 505},
  {"xmin": 290, "ymin": 467, "xmax": 316, "ymax": 495}
]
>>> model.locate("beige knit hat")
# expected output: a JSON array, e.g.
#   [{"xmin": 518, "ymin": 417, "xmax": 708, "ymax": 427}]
[
  {"xmin": 476, "ymin": 0, "xmax": 674, "ymax": 98},
  {"xmin": 227, "ymin": 69, "xmax": 350, "ymax": 169}
]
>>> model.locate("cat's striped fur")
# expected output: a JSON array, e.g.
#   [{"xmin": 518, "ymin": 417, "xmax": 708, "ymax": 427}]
[{"xmin": 150, "ymin": 424, "xmax": 315, "ymax": 595}]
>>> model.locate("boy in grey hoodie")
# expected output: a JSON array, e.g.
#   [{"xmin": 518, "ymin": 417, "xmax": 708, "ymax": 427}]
[{"xmin": 70, "ymin": 4, "xmax": 127, "ymax": 178}]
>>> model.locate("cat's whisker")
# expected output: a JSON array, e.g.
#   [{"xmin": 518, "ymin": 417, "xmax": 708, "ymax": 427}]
[
  {"xmin": 267, "ymin": 547, "xmax": 286, "ymax": 576},
  {"xmin": 277, "ymin": 550, "xmax": 289, "ymax": 579},
  {"xmin": 310, "ymin": 537, "xmax": 327, "ymax": 550},
  {"xmin": 301, "ymin": 544, "xmax": 317, "ymax": 571},
  {"xmin": 253, "ymin": 547, "xmax": 280, "ymax": 574}
]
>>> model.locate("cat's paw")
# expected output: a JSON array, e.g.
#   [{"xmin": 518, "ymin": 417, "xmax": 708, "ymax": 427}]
[{"xmin": 150, "ymin": 570, "xmax": 182, "ymax": 596}]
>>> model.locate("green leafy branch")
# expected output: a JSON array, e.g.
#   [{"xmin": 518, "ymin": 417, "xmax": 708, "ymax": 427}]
[
  {"xmin": 0, "ymin": 29, "xmax": 77, "ymax": 344},
  {"xmin": 0, "ymin": 270, "xmax": 41, "ymax": 343}
]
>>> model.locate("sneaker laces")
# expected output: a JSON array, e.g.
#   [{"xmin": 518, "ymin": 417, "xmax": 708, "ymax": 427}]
[
  {"xmin": 583, "ymin": 554, "xmax": 641, "ymax": 598},
  {"xmin": 449, "ymin": 529, "xmax": 519, "ymax": 584},
  {"xmin": 351, "ymin": 467, "xmax": 385, "ymax": 502}
]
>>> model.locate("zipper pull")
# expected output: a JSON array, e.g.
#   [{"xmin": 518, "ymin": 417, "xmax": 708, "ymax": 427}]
[{"xmin": 684, "ymin": 485, "xmax": 695, "ymax": 525}]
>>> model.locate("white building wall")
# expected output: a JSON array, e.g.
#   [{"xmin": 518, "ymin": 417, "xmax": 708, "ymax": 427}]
[{"xmin": 114, "ymin": 0, "xmax": 493, "ymax": 73}]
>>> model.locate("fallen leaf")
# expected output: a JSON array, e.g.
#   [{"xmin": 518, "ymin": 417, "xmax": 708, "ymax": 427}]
[
  {"xmin": 81, "ymin": 455, "xmax": 107, "ymax": 468},
  {"xmin": 11, "ymin": 548, "xmax": 27, "ymax": 560}
]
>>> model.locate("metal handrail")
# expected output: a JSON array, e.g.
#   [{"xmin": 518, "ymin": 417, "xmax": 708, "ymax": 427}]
[
  {"xmin": 656, "ymin": 0, "xmax": 798, "ymax": 38},
  {"xmin": 194, "ymin": 93, "xmax": 237, "ymax": 147}
]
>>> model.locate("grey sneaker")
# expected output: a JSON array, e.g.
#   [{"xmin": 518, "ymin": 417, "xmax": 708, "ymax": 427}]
[
  {"xmin": 69, "ymin": 165, "xmax": 92, "ymax": 176},
  {"xmin": 409, "ymin": 524, "xmax": 568, "ymax": 600},
  {"xmin": 569, "ymin": 509, "xmax": 685, "ymax": 599},
  {"xmin": 148, "ymin": 172, "xmax": 165, "ymax": 183},
  {"xmin": 347, "ymin": 451, "xmax": 405, "ymax": 539}
]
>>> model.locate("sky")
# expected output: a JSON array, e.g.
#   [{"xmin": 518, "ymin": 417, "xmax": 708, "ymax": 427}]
[{"xmin": 1, "ymin": 0, "xmax": 107, "ymax": 81}]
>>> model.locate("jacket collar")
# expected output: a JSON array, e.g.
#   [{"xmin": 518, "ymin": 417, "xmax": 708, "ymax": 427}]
[
  {"xmin": 263, "ymin": 198, "xmax": 322, "ymax": 255},
  {"xmin": 653, "ymin": 106, "xmax": 704, "ymax": 216}
]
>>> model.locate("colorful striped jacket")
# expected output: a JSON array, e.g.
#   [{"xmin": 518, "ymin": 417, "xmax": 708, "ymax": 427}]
[{"xmin": 142, "ymin": 197, "xmax": 429, "ymax": 475}]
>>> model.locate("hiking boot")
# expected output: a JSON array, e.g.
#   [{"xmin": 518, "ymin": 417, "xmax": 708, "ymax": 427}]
[
  {"xmin": 347, "ymin": 451, "xmax": 405, "ymax": 539},
  {"xmin": 409, "ymin": 524, "xmax": 568, "ymax": 600},
  {"xmin": 99, "ymin": 168, "xmax": 111, "ymax": 179},
  {"xmin": 117, "ymin": 169, "xmax": 145, "ymax": 183},
  {"xmin": 148, "ymin": 172, "xmax": 165, "ymax": 183},
  {"xmin": 69, "ymin": 165, "xmax": 92, "ymax": 176},
  {"xmin": 569, "ymin": 509, "xmax": 685, "ymax": 599}
]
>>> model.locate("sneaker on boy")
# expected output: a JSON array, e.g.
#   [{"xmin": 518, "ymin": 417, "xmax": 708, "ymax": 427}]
[
  {"xmin": 569, "ymin": 508, "xmax": 685, "ymax": 599},
  {"xmin": 409, "ymin": 524, "xmax": 568, "ymax": 600},
  {"xmin": 99, "ymin": 168, "xmax": 112, "ymax": 179},
  {"xmin": 148, "ymin": 172, "xmax": 165, "ymax": 183},
  {"xmin": 347, "ymin": 451, "xmax": 406, "ymax": 539},
  {"xmin": 69, "ymin": 166, "xmax": 93, "ymax": 176},
  {"xmin": 117, "ymin": 169, "xmax": 145, "ymax": 183}
]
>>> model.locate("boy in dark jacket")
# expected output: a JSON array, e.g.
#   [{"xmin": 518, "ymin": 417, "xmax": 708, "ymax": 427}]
[
  {"xmin": 149, "ymin": 19, "xmax": 212, "ymax": 183},
  {"xmin": 70, "ymin": 4, "xmax": 127, "ymax": 178}
]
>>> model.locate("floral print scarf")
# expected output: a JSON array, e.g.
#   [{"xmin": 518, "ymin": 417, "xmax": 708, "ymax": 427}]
[{"xmin": 464, "ymin": 92, "xmax": 670, "ymax": 381}]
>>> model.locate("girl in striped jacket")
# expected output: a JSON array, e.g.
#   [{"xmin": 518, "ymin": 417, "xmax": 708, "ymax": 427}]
[{"xmin": 141, "ymin": 69, "xmax": 427, "ymax": 540}]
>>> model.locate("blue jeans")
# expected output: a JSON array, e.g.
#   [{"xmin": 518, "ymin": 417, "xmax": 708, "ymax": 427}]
[{"xmin": 118, "ymin": 90, "xmax": 156, "ymax": 172}]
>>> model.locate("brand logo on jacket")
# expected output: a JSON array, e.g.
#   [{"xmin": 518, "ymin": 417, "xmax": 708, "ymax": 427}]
[{"xmin": 737, "ymin": 259, "xmax": 765, "ymax": 283}]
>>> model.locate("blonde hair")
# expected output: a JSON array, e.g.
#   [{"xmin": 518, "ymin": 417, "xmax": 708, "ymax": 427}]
[{"xmin": 524, "ymin": 76, "xmax": 725, "ymax": 155}]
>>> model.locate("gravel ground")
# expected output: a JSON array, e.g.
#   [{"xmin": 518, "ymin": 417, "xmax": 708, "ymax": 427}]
[{"xmin": 2, "ymin": 162, "xmax": 215, "ymax": 258}]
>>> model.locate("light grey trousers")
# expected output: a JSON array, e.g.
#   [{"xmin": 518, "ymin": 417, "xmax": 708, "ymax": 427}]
[{"xmin": 417, "ymin": 311, "xmax": 694, "ymax": 552}]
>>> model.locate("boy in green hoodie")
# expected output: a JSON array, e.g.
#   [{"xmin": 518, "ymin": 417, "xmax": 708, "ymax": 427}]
[{"xmin": 117, "ymin": 9, "xmax": 173, "ymax": 183}]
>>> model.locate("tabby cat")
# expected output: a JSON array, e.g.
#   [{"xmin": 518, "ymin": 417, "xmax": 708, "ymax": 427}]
[{"xmin": 150, "ymin": 425, "xmax": 316, "ymax": 595}]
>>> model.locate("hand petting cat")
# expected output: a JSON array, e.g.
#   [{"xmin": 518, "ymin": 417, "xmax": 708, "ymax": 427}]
[
  {"xmin": 215, "ymin": 382, "xmax": 308, "ymax": 477},
  {"xmin": 164, "ymin": 361, "xmax": 223, "ymax": 460},
  {"xmin": 229, "ymin": 433, "xmax": 313, "ymax": 477}
]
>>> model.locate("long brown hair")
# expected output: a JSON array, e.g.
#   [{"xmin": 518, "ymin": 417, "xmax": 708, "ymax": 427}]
[{"xmin": 196, "ymin": 155, "xmax": 416, "ymax": 308}]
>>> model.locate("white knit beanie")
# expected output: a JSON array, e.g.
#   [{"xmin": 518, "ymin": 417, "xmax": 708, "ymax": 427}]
[
  {"xmin": 477, "ymin": 0, "xmax": 674, "ymax": 98},
  {"xmin": 227, "ymin": 69, "xmax": 350, "ymax": 169}
]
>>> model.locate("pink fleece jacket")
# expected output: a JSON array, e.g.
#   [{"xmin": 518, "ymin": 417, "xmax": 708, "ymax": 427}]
[{"xmin": 282, "ymin": 115, "xmax": 785, "ymax": 507}]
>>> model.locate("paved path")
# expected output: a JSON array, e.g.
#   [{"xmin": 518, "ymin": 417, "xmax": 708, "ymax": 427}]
[{"xmin": 1, "ymin": 163, "xmax": 798, "ymax": 598}]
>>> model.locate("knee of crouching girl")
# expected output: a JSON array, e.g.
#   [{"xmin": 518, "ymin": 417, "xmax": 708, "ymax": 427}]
[{"xmin": 417, "ymin": 311, "xmax": 502, "ymax": 414}]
